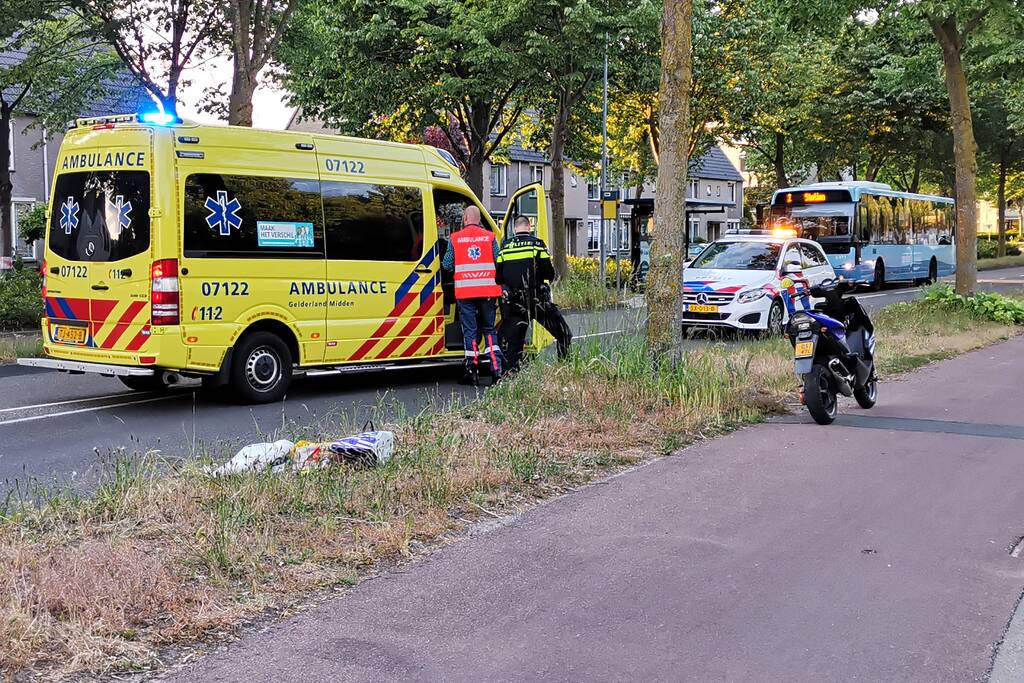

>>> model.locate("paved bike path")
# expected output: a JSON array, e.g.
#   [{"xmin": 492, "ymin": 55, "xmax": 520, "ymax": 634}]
[{"xmin": 170, "ymin": 336, "xmax": 1024, "ymax": 682}]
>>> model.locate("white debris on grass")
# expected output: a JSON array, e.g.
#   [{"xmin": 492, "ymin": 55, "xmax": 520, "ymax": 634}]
[{"xmin": 207, "ymin": 428, "xmax": 395, "ymax": 477}]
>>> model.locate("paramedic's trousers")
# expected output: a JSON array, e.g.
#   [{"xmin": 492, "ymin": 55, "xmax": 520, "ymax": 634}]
[
  {"xmin": 456, "ymin": 298, "xmax": 503, "ymax": 376},
  {"xmin": 500, "ymin": 295, "xmax": 573, "ymax": 373}
]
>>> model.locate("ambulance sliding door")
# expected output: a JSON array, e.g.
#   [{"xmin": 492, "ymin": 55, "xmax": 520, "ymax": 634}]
[{"xmin": 317, "ymin": 144, "xmax": 441, "ymax": 364}]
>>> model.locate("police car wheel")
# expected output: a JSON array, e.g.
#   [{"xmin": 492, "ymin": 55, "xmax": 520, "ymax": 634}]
[
  {"xmin": 230, "ymin": 332, "xmax": 292, "ymax": 404},
  {"xmin": 119, "ymin": 374, "xmax": 168, "ymax": 393}
]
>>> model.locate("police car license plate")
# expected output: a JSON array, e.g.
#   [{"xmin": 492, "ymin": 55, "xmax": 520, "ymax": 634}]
[
  {"xmin": 55, "ymin": 325, "xmax": 87, "ymax": 345},
  {"xmin": 794, "ymin": 341, "xmax": 814, "ymax": 358},
  {"xmin": 687, "ymin": 304, "xmax": 718, "ymax": 313}
]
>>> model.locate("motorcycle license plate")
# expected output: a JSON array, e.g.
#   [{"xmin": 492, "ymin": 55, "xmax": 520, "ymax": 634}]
[
  {"xmin": 54, "ymin": 325, "xmax": 87, "ymax": 345},
  {"xmin": 687, "ymin": 304, "xmax": 719, "ymax": 313},
  {"xmin": 794, "ymin": 341, "xmax": 814, "ymax": 358}
]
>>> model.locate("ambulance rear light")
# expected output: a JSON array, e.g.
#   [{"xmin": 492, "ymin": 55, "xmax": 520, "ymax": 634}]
[
  {"xmin": 41, "ymin": 259, "xmax": 47, "ymax": 299},
  {"xmin": 151, "ymin": 259, "xmax": 180, "ymax": 325}
]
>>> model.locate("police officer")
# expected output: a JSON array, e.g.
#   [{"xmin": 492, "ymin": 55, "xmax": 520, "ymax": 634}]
[
  {"xmin": 496, "ymin": 216, "xmax": 573, "ymax": 373},
  {"xmin": 442, "ymin": 205, "xmax": 504, "ymax": 386}
]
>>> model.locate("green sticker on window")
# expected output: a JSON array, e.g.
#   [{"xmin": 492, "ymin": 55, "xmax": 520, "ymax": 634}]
[{"xmin": 257, "ymin": 221, "xmax": 314, "ymax": 248}]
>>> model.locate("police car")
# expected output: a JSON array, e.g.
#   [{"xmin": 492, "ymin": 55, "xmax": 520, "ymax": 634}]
[{"xmin": 681, "ymin": 231, "xmax": 836, "ymax": 334}]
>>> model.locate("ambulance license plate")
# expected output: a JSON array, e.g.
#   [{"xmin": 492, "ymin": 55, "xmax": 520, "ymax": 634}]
[
  {"xmin": 794, "ymin": 341, "xmax": 814, "ymax": 358},
  {"xmin": 687, "ymin": 304, "xmax": 719, "ymax": 313},
  {"xmin": 55, "ymin": 325, "xmax": 87, "ymax": 345}
]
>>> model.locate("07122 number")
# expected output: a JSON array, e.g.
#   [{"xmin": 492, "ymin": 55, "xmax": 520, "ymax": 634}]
[
  {"xmin": 200, "ymin": 281, "xmax": 249, "ymax": 296},
  {"xmin": 193, "ymin": 306, "xmax": 223, "ymax": 321},
  {"xmin": 324, "ymin": 158, "xmax": 366, "ymax": 174}
]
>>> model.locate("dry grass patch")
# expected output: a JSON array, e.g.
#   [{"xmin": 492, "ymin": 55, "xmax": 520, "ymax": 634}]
[{"xmin": 0, "ymin": 296, "xmax": 1020, "ymax": 680}]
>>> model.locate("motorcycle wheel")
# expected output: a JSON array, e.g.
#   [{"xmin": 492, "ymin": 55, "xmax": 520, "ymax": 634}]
[
  {"xmin": 803, "ymin": 364, "xmax": 838, "ymax": 425},
  {"xmin": 854, "ymin": 376, "xmax": 878, "ymax": 409}
]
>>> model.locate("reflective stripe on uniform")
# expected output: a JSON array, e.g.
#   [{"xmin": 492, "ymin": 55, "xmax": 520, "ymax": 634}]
[
  {"xmin": 455, "ymin": 278, "xmax": 498, "ymax": 289},
  {"xmin": 454, "ymin": 263, "xmax": 497, "ymax": 273}
]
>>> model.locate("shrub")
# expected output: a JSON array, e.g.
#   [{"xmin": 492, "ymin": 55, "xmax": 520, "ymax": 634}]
[
  {"xmin": 18, "ymin": 204, "xmax": 46, "ymax": 245},
  {"xmin": 566, "ymin": 255, "xmax": 633, "ymax": 288},
  {"xmin": 978, "ymin": 239, "xmax": 1022, "ymax": 259},
  {"xmin": 924, "ymin": 283, "xmax": 1024, "ymax": 325},
  {"xmin": 0, "ymin": 269, "xmax": 43, "ymax": 331}
]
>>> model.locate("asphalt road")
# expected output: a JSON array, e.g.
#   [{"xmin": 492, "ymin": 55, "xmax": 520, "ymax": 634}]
[
  {"xmin": 168, "ymin": 333, "xmax": 1024, "ymax": 683},
  {"xmin": 1, "ymin": 267, "xmax": 1021, "ymax": 490}
]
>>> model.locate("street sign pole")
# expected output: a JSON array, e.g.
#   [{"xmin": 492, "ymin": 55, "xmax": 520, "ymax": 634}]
[{"xmin": 599, "ymin": 34, "xmax": 609, "ymax": 283}]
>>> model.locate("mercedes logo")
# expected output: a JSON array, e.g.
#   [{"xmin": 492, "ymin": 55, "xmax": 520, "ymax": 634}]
[{"xmin": 696, "ymin": 292, "xmax": 709, "ymax": 305}]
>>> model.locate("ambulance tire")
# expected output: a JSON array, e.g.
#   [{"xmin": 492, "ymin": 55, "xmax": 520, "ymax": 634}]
[
  {"xmin": 119, "ymin": 374, "xmax": 168, "ymax": 393},
  {"xmin": 229, "ymin": 332, "xmax": 293, "ymax": 404}
]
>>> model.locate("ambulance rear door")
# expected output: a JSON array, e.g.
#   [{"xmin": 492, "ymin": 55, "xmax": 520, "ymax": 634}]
[{"xmin": 45, "ymin": 128, "xmax": 154, "ymax": 355}]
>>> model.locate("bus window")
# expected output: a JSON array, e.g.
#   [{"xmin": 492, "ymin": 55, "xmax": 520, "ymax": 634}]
[
  {"xmin": 857, "ymin": 201, "xmax": 871, "ymax": 243},
  {"xmin": 183, "ymin": 173, "xmax": 324, "ymax": 258},
  {"xmin": 323, "ymin": 181, "xmax": 424, "ymax": 262}
]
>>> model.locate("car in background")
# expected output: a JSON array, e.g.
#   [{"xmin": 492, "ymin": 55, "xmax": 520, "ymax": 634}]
[{"xmin": 681, "ymin": 233, "xmax": 836, "ymax": 335}]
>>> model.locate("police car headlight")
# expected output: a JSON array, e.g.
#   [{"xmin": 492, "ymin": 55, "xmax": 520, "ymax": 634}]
[{"xmin": 736, "ymin": 288, "xmax": 768, "ymax": 304}]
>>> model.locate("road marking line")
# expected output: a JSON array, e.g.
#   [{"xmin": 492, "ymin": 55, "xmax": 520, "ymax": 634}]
[
  {"xmin": 856, "ymin": 289, "xmax": 921, "ymax": 300},
  {"xmin": 0, "ymin": 391, "xmax": 140, "ymax": 414},
  {"xmin": 575, "ymin": 330, "xmax": 625, "ymax": 339},
  {"xmin": 0, "ymin": 395, "xmax": 180, "ymax": 426}
]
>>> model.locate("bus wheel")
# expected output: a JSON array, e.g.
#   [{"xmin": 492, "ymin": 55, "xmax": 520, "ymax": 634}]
[
  {"xmin": 119, "ymin": 374, "xmax": 168, "ymax": 393},
  {"xmin": 872, "ymin": 261, "xmax": 885, "ymax": 291},
  {"xmin": 229, "ymin": 331, "xmax": 293, "ymax": 404}
]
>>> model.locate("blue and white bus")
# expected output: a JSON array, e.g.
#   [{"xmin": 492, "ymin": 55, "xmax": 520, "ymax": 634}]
[{"xmin": 765, "ymin": 182, "xmax": 955, "ymax": 288}]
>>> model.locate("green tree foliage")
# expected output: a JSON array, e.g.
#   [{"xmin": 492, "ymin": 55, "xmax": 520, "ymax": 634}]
[
  {"xmin": 84, "ymin": 0, "xmax": 222, "ymax": 116},
  {"xmin": 0, "ymin": 11, "xmax": 118, "ymax": 269},
  {"xmin": 279, "ymin": 0, "xmax": 535, "ymax": 196}
]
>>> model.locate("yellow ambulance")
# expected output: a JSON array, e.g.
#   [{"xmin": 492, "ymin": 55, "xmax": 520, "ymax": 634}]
[{"xmin": 21, "ymin": 112, "xmax": 552, "ymax": 403}]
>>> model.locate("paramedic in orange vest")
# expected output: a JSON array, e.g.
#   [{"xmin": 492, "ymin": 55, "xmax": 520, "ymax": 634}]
[{"xmin": 442, "ymin": 205, "xmax": 505, "ymax": 385}]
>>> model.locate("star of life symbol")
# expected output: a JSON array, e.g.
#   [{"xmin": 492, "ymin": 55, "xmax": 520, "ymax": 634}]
[
  {"xmin": 60, "ymin": 196, "xmax": 80, "ymax": 235},
  {"xmin": 467, "ymin": 244, "xmax": 482, "ymax": 260},
  {"xmin": 204, "ymin": 190, "xmax": 242, "ymax": 236},
  {"xmin": 108, "ymin": 195, "xmax": 133, "ymax": 237}
]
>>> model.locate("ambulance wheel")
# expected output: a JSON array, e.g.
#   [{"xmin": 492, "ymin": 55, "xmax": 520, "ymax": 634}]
[
  {"xmin": 230, "ymin": 332, "xmax": 292, "ymax": 404},
  {"xmin": 119, "ymin": 374, "xmax": 168, "ymax": 393}
]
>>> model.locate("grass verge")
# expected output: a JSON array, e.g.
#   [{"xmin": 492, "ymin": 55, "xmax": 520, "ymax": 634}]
[
  {"xmin": 1, "ymin": 296, "xmax": 1021, "ymax": 679},
  {"xmin": 0, "ymin": 333, "xmax": 42, "ymax": 363},
  {"xmin": 979, "ymin": 254, "xmax": 1024, "ymax": 271}
]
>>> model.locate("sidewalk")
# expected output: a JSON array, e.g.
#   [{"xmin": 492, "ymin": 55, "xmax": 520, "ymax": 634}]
[{"xmin": 169, "ymin": 337, "xmax": 1024, "ymax": 682}]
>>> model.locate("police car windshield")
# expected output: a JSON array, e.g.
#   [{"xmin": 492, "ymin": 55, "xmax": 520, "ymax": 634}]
[
  {"xmin": 48, "ymin": 170, "xmax": 150, "ymax": 262},
  {"xmin": 690, "ymin": 241, "xmax": 782, "ymax": 271}
]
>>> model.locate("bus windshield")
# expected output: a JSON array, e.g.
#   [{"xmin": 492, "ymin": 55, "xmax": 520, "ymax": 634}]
[{"xmin": 765, "ymin": 204, "xmax": 853, "ymax": 240}]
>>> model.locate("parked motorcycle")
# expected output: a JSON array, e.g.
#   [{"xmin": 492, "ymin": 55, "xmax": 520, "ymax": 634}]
[{"xmin": 781, "ymin": 276, "xmax": 878, "ymax": 425}]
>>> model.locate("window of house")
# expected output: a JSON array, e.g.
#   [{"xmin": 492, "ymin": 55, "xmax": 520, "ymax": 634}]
[
  {"xmin": 728, "ymin": 182, "xmax": 736, "ymax": 202},
  {"xmin": 587, "ymin": 182, "xmax": 600, "ymax": 200},
  {"xmin": 706, "ymin": 183, "xmax": 713, "ymax": 197},
  {"xmin": 715, "ymin": 184, "xmax": 722, "ymax": 198},
  {"xmin": 14, "ymin": 201, "xmax": 37, "ymax": 261},
  {"xmin": 489, "ymin": 164, "xmax": 507, "ymax": 197},
  {"xmin": 689, "ymin": 179, "xmax": 699, "ymax": 198},
  {"xmin": 689, "ymin": 219, "xmax": 701, "ymax": 241},
  {"xmin": 530, "ymin": 164, "xmax": 544, "ymax": 186},
  {"xmin": 6, "ymin": 128, "xmax": 14, "ymax": 172},
  {"xmin": 587, "ymin": 218, "xmax": 601, "ymax": 251},
  {"xmin": 570, "ymin": 174, "xmax": 578, "ymax": 188},
  {"xmin": 184, "ymin": 173, "xmax": 323, "ymax": 259}
]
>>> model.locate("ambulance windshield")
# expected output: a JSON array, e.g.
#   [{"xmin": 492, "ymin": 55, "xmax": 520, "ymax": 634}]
[{"xmin": 48, "ymin": 170, "xmax": 150, "ymax": 262}]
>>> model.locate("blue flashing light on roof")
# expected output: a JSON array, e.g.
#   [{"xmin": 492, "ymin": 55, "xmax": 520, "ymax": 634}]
[{"xmin": 140, "ymin": 111, "xmax": 179, "ymax": 126}]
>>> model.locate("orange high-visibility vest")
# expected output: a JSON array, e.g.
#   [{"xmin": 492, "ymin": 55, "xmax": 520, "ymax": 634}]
[{"xmin": 452, "ymin": 224, "xmax": 501, "ymax": 299}]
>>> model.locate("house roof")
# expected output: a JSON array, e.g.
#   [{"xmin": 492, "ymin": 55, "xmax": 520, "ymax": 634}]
[
  {"xmin": 689, "ymin": 145, "xmax": 743, "ymax": 182},
  {"xmin": 1, "ymin": 48, "xmax": 153, "ymax": 119}
]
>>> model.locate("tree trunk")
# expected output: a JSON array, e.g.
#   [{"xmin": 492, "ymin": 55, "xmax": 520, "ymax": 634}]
[
  {"xmin": 773, "ymin": 131, "xmax": 787, "ymax": 188},
  {"xmin": 931, "ymin": 17, "xmax": 978, "ymax": 295},
  {"xmin": 228, "ymin": 65, "xmax": 256, "ymax": 126},
  {"xmin": 997, "ymin": 148, "xmax": 1007, "ymax": 258},
  {"xmin": 463, "ymin": 104, "xmax": 489, "ymax": 198},
  {"xmin": 910, "ymin": 154, "xmax": 922, "ymax": 194},
  {"xmin": 645, "ymin": 0, "xmax": 692, "ymax": 355},
  {"xmin": 548, "ymin": 94, "xmax": 570, "ymax": 278},
  {"xmin": 0, "ymin": 107, "xmax": 13, "ymax": 271}
]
